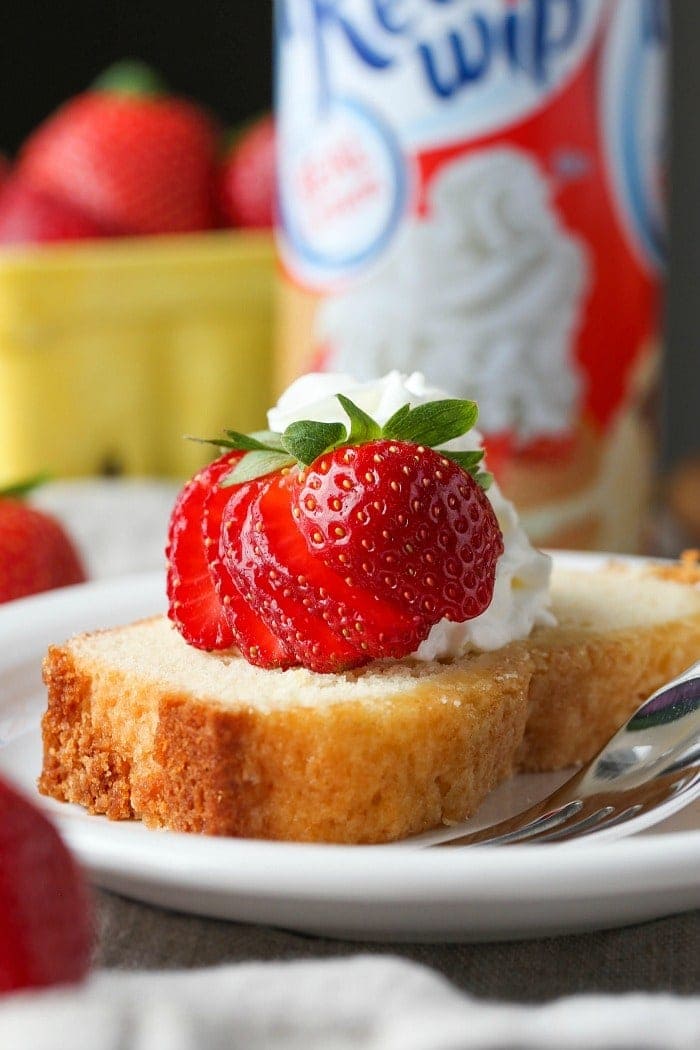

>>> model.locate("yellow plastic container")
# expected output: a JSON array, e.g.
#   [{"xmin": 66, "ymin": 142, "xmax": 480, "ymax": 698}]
[{"xmin": 0, "ymin": 231, "xmax": 276, "ymax": 481}]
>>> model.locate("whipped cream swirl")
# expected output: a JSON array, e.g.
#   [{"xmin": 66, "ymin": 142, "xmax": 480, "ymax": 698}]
[
  {"xmin": 269, "ymin": 371, "xmax": 554, "ymax": 660},
  {"xmin": 317, "ymin": 148, "xmax": 589, "ymax": 442}
]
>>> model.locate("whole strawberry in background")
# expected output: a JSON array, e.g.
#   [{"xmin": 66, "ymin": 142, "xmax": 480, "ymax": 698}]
[
  {"xmin": 0, "ymin": 775, "xmax": 92, "ymax": 993},
  {"xmin": 0, "ymin": 479, "xmax": 86, "ymax": 603},
  {"xmin": 0, "ymin": 179, "xmax": 106, "ymax": 246},
  {"xmin": 18, "ymin": 61, "xmax": 219, "ymax": 236},
  {"xmin": 218, "ymin": 113, "xmax": 276, "ymax": 229}
]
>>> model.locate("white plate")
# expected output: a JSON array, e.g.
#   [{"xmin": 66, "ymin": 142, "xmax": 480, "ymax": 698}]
[{"xmin": 2, "ymin": 552, "xmax": 699, "ymax": 943}]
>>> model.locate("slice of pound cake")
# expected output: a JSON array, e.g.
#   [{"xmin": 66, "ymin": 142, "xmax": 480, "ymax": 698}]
[
  {"xmin": 38, "ymin": 374, "xmax": 700, "ymax": 843},
  {"xmin": 39, "ymin": 562, "xmax": 700, "ymax": 843},
  {"xmin": 40, "ymin": 619, "xmax": 530, "ymax": 843}
]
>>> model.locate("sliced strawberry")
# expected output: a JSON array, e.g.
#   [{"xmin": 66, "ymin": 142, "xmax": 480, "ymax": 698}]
[
  {"xmin": 166, "ymin": 393, "xmax": 504, "ymax": 674},
  {"xmin": 250, "ymin": 474, "xmax": 430, "ymax": 661},
  {"xmin": 166, "ymin": 452, "xmax": 241, "ymax": 651},
  {"xmin": 480, "ymin": 431, "xmax": 513, "ymax": 482},
  {"xmin": 293, "ymin": 441, "xmax": 504, "ymax": 628},
  {"xmin": 205, "ymin": 476, "xmax": 290, "ymax": 669},
  {"xmin": 222, "ymin": 475, "xmax": 363, "ymax": 673}
]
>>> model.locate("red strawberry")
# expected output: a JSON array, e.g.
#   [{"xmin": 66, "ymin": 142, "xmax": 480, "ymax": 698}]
[
  {"xmin": 222, "ymin": 474, "xmax": 365, "ymax": 672},
  {"xmin": 167, "ymin": 453, "xmax": 240, "ymax": 651},
  {"xmin": 293, "ymin": 441, "xmax": 503, "ymax": 629},
  {"xmin": 0, "ymin": 179, "xmax": 106, "ymax": 246},
  {"xmin": 218, "ymin": 114, "xmax": 276, "ymax": 229},
  {"xmin": 204, "ymin": 470, "xmax": 290, "ymax": 669},
  {"xmin": 168, "ymin": 396, "xmax": 503, "ymax": 673},
  {"xmin": 0, "ymin": 154, "xmax": 10, "ymax": 191},
  {"xmin": 0, "ymin": 775, "xmax": 92, "ymax": 993},
  {"xmin": 19, "ymin": 62, "xmax": 219, "ymax": 236},
  {"xmin": 0, "ymin": 492, "xmax": 86, "ymax": 603},
  {"xmin": 226, "ymin": 471, "xmax": 429, "ymax": 669},
  {"xmin": 167, "ymin": 451, "xmax": 288, "ymax": 667}
]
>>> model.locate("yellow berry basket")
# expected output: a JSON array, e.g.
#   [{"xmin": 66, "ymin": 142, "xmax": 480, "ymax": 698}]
[{"xmin": 0, "ymin": 230, "xmax": 276, "ymax": 482}]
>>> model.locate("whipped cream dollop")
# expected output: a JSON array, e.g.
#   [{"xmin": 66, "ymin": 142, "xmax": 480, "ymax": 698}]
[
  {"xmin": 317, "ymin": 148, "xmax": 589, "ymax": 442},
  {"xmin": 269, "ymin": 371, "xmax": 554, "ymax": 660}
]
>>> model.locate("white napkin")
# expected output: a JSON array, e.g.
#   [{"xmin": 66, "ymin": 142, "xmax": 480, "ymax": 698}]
[{"xmin": 1, "ymin": 957, "xmax": 699, "ymax": 1050}]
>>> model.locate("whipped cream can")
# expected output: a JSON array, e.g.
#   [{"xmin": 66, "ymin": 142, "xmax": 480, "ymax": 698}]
[{"xmin": 275, "ymin": 0, "xmax": 668, "ymax": 551}]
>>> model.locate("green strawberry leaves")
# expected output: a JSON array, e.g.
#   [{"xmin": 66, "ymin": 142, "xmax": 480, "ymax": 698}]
[
  {"xmin": 382, "ymin": 399, "xmax": 478, "ymax": 447},
  {"xmin": 281, "ymin": 420, "xmax": 348, "ymax": 466},
  {"xmin": 225, "ymin": 450, "xmax": 296, "ymax": 485},
  {"xmin": 249, "ymin": 430, "xmax": 286, "ymax": 451},
  {"xmin": 438, "ymin": 449, "xmax": 492, "ymax": 488},
  {"xmin": 0, "ymin": 473, "xmax": 50, "ymax": 499},
  {"xmin": 192, "ymin": 394, "xmax": 491, "ymax": 489},
  {"xmin": 336, "ymin": 394, "xmax": 382, "ymax": 444}
]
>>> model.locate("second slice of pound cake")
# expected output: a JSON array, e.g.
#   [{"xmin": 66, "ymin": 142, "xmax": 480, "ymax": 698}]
[{"xmin": 519, "ymin": 558, "xmax": 700, "ymax": 772}]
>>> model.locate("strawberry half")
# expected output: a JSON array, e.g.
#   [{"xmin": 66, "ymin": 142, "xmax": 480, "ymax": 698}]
[{"xmin": 293, "ymin": 441, "xmax": 503, "ymax": 627}]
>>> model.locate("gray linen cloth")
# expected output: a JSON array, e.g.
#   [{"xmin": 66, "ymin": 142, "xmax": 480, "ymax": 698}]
[{"xmin": 95, "ymin": 890, "xmax": 700, "ymax": 1002}]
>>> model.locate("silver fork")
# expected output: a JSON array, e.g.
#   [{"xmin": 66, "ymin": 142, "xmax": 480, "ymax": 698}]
[{"xmin": 435, "ymin": 660, "xmax": 700, "ymax": 847}]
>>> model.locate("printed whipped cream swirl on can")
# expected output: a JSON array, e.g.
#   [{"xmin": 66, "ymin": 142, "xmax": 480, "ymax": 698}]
[{"xmin": 275, "ymin": 0, "xmax": 668, "ymax": 552}]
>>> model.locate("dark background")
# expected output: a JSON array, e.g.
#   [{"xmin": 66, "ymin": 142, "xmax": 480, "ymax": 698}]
[
  {"xmin": 0, "ymin": 1, "xmax": 697, "ymax": 466},
  {"xmin": 0, "ymin": 3, "xmax": 274, "ymax": 149}
]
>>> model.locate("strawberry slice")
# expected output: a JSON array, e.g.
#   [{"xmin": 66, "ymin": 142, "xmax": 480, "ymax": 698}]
[
  {"xmin": 205, "ymin": 476, "xmax": 290, "ymax": 669},
  {"xmin": 222, "ymin": 475, "xmax": 363, "ymax": 673},
  {"xmin": 166, "ymin": 452, "xmax": 240, "ymax": 651},
  {"xmin": 293, "ymin": 441, "xmax": 504, "ymax": 627}
]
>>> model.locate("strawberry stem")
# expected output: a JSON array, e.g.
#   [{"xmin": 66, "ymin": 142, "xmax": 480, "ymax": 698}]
[
  {"xmin": 0, "ymin": 473, "xmax": 50, "ymax": 499},
  {"xmin": 92, "ymin": 60, "xmax": 166, "ymax": 98}
]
